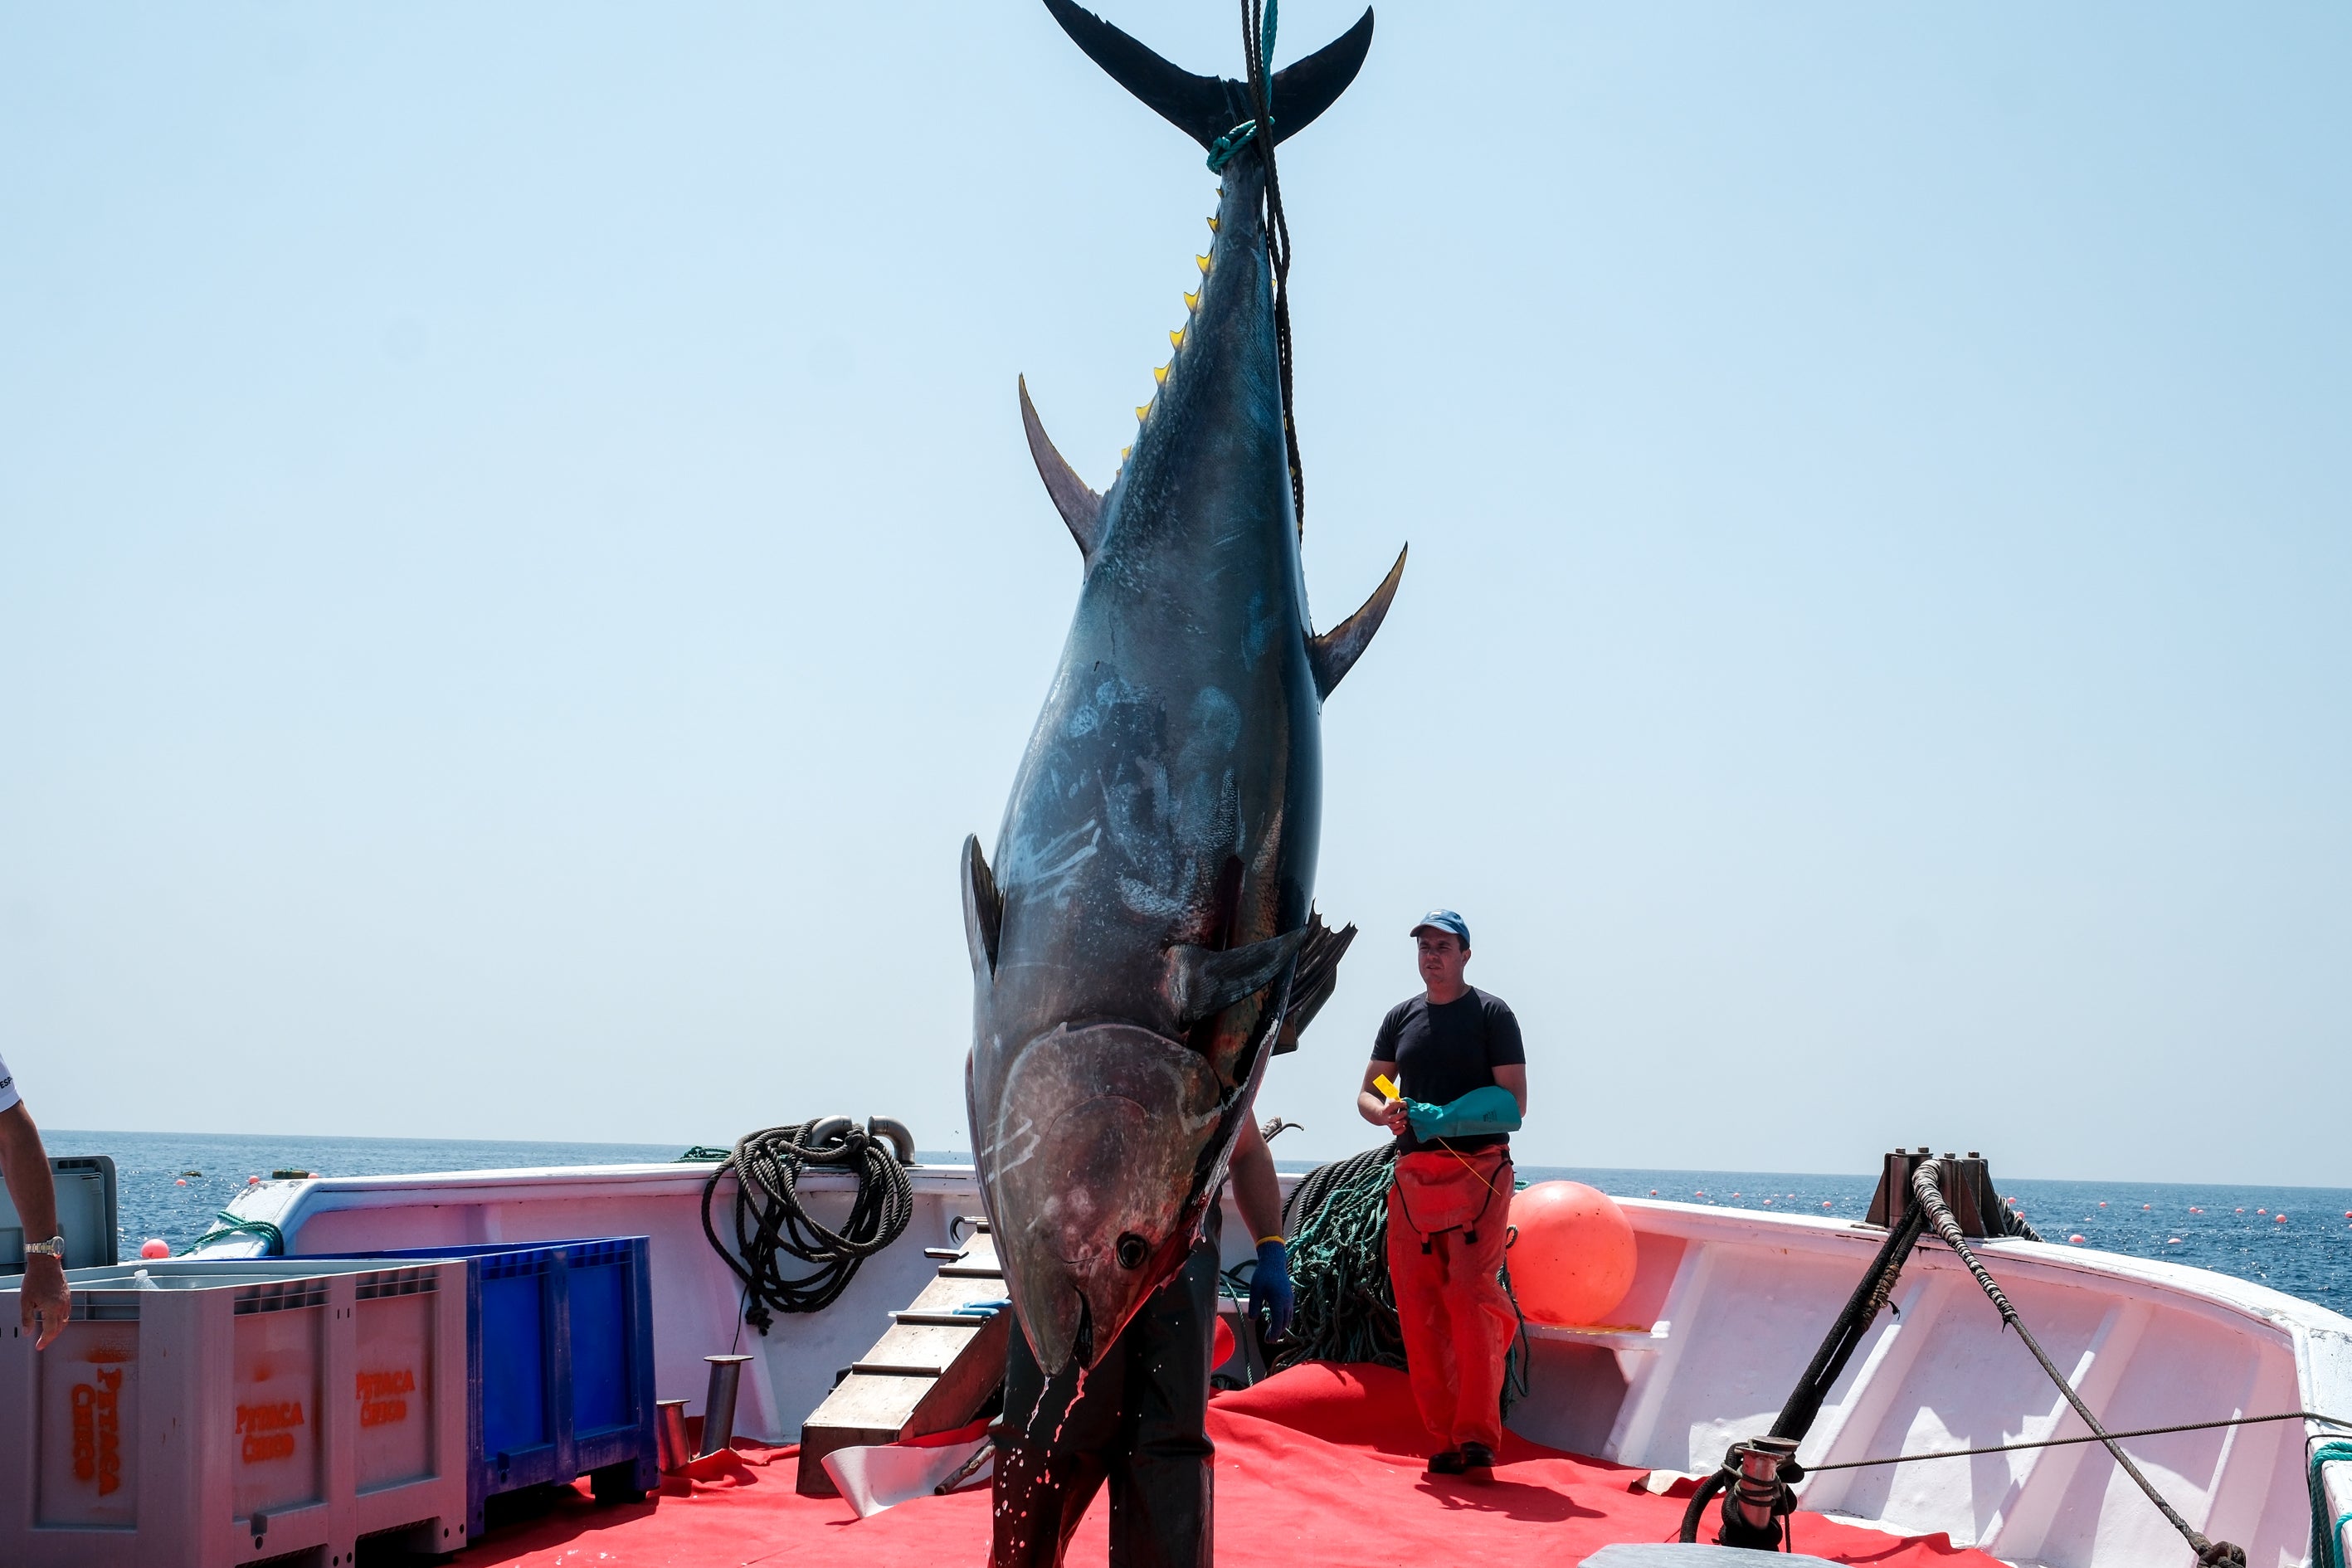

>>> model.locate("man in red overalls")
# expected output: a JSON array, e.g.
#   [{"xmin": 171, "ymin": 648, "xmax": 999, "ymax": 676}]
[{"xmin": 1356, "ymin": 911, "xmax": 1528, "ymax": 1477}]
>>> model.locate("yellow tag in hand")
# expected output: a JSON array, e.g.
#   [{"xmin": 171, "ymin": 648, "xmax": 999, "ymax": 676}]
[{"xmin": 1374, "ymin": 1074, "xmax": 1400, "ymax": 1103}]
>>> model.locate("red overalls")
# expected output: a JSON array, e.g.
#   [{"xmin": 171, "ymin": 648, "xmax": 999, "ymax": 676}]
[{"xmin": 1385, "ymin": 1143, "xmax": 1517, "ymax": 1452}]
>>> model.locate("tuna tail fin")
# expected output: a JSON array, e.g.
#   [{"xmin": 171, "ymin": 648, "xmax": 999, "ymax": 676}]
[
  {"xmin": 1273, "ymin": 911, "xmax": 1357, "ymax": 1054},
  {"xmin": 1042, "ymin": 2, "xmax": 1374, "ymax": 152},
  {"xmin": 1018, "ymin": 376, "xmax": 1102, "ymax": 559},
  {"xmin": 1307, "ymin": 543, "xmax": 1406, "ymax": 699}
]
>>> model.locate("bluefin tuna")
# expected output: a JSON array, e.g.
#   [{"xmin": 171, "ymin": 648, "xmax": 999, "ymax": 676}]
[{"xmin": 962, "ymin": 2, "xmax": 1400, "ymax": 1377}]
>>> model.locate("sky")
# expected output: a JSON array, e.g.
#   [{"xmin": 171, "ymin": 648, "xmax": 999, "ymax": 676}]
[{"xmin": 2, "ymin": 3, "xmax": 2345, "ymax": 1186}]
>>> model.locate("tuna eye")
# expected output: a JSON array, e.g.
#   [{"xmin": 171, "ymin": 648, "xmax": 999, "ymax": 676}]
[{"xmin": 1116, "ymin": 1233, "xmax": 1150, "ymax": 1270}]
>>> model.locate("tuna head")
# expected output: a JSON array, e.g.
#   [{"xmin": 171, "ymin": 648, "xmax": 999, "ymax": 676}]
[{"xmin": 981, "ymin": 1022, "xmax": 1223, "ymax": 1376}]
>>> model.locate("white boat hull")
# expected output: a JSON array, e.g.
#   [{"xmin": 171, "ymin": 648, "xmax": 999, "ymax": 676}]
[{"xmin": 198, "ymin": 1163, "xmax": 2352, "ymax": 1567}]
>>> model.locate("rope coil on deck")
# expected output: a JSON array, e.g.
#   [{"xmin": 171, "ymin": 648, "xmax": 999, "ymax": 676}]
[
  {"xmin": 701, "ymin": 1118, "xmax": 913, "ymax": 1334},
  {"xmin": 1274, "ymin": 1143, "xmax": 1404, "ymax": 1371}
]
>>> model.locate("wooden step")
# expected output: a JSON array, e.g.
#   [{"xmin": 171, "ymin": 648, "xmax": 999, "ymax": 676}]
[{"xmin": 796, "ymin": 1236, "xmax": 1010, "ymax": 1497}]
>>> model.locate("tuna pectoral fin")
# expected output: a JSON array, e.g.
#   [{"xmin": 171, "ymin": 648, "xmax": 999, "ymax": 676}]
[
  {"xmin": 1018, "ymin": 376, "xmax": 1101, "ymax": 559},
  {"xmin": 1166, "ymin": 927, "xmax": 1308, "ymax": 1028},
  {"xmin": 1307, "ymin": 543, "xmax": 1407, "ymax": 699},
  {"xmin": 962, "ymin": 835, "xmax": 1002, "ymax": 976},
  {"xmin": 1043, "ymin": 2, "xmax": 1375, "ymax": 152},
  {"xmin": 1274, "ymin": 912, "xmax": 1358, "ymax": 1055}
]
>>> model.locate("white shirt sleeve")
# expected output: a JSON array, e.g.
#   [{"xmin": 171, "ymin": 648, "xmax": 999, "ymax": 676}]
[{"xmin": 0, "ymin": 1051, "xmax": 17, "ymax": 1114}]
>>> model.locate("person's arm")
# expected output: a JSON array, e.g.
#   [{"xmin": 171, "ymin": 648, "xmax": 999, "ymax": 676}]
[
  {"xmin": 1230, "ymin": 1116, "xmax": 1283, "ymax": 1244},
  {"xmin": 1493, "ymin": 1064, "xmax": 1527, "ymax": 1117},
  {"xmin": 1357, "ymin": 1059, "xmax": 1408, "ymax": 1134},
  {"xmin": 0, "ymin": 1103, "xmax": 70, "ymax": 1350},
  {"xmin": 1230, "ymin": 1118, "xmax": 1294, "ymax": 1339}
]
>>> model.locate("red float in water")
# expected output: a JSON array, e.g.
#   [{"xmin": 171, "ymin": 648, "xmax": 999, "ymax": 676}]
[
  {"xmin": 139, "ymin": 1238, "xmax": 170, "ymax": 1259},
  {"xmin": 2098, "ymin": 1201, "xmax": 2107, "ymax": 1207},
  {"xmin": 2275, "ymin": 1214, "xmax": 2288, "ymax": 1224},
  {"xmin": 174, "ymin": 1178, "xmax": 187, "ymax": 1186},
  {"xmin": 1509, "ymin": 1181, "xmax": 1639, "ymax": 1327},
  {"xmin": 2068, "ymin": 1234, "xmax": 2087, "ymax": 1244}
]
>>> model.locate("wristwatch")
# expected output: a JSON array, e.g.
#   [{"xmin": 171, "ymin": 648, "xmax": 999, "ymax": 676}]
[{"xmin": 22, "ymin": 1235, "xmax": 66, "ymax": 1261}]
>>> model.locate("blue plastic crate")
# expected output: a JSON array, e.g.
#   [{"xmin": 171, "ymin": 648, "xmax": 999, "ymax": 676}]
[{"xmin": 304, "ymin": 1236, "xmax": 658, "ymax": 1541}]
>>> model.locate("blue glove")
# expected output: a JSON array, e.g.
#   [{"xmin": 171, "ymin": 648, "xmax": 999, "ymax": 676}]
[
  {"xmin": 1247, "ymin": 1238, "xmax": 1293, "ymax": 1342},
  {"xmin": 1404, "ymin": 1084, "xmax": 1523, "ymax": 1142}
]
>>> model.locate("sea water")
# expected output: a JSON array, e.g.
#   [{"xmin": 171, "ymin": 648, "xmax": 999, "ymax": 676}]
[{"xmin": 43, "ymin": 1130, "xmax": 2352, "ymax": 1311}]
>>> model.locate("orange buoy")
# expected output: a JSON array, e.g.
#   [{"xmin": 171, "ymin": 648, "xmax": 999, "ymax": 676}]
[
  {"xmin": 1821, "ymin": 1200, "xmax": 1832, "ymax": 1209},
  {"xmin": 1509, "ymin": 1181, "xmax": 1639, "ymax": 1327},
  {"xmin": 2068, "ymin": 1234, "xmax": 2086, "ymax": 1244},
  {"xmin": 1212, "ymin": 1316, "xmax": 1235, "ymax": 1369},
  {"xmin": 175, "ymin": 1178, "xmax": 187, "ymax": 1186},
  {"xmin": 2098, "ymin": 1201, "xmax": 2107, "ymax": 1207},
  {"xmin": 140, "ymin": 1238, "xmax": 170, "ymax": 1259},
  {"xmin": 2275, "ymin": 1214, "xmax": 2288, "ymax": 1224},
  {"xmin": 2141, "ymin": 1204, "xmax": 2150, "ymax": 1210}
]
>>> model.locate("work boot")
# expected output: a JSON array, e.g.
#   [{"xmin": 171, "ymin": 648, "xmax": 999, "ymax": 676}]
[
  {"xmin": 1459, "ymin": 1441, "xmax": 1496, "ymax": 1479},
  {"xmin": 1427, "ymin": 1449, "xmax": 1466, "ymax": 1476}
]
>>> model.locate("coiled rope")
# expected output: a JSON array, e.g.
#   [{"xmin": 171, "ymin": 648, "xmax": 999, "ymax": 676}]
[
  {"xmin": 1274, "ymin": 1142, "xmax": 1404, "ymax": 1371},
  {"xmin": 700, "ymin": 1119, "xmax": 913, "ymax": 1334}
]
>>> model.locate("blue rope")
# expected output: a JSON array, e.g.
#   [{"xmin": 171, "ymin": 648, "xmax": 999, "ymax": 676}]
[
  {"xmin": 2312, "ymin": 1439, "xmax": 2352, "ymax": 1568},
  {"xmin": 1205, "ymin": 0, "xmax": 1278, "ymax": 172}
]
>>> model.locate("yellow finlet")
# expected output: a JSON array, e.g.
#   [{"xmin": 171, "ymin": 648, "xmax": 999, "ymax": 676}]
[
  {"xmin": 1153, "ymin": 364, "xmax": 1168, "ymax": 385},
  {"xmin": 1183, "ymin": 290, "xmax": 1199, "ymax": 312},
  {"xmin": 1195, "ymin": 254, "xmax": 1210, "ymax": 275},
  {"xmin": 1136, "ymin": 403, "xmax": 1152, "ymax": 421},
  {"xmin": 1207, "ymin": 215, "xmax": 1219, "ymax": 233},
  {"xmin": 1169, "ymin": 328, "xmax": 1185, "ymax": 350},
  {"xmin": 1121, "ymin": 446, "xmax": 1131, "ymax": 460}
]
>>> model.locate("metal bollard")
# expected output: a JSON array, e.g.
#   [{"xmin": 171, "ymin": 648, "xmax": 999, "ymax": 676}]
[
  {"xmin": 656, "ymin": 1399, "xmax": 693, "ymax": 1474},
  {"xmin": 699, "ymin": 1355, "xmax": 755, "ymax": 1458}
]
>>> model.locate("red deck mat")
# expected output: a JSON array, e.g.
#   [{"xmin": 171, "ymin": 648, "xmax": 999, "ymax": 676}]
[{"xmin": 463, "ymin": 1362, "xmax": 2000, "ymax": 1567}]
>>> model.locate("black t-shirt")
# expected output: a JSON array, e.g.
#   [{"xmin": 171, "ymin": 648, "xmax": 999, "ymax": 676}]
[{"xmin": 1371, "ymin": 988, "xmax": 1526, "ymax": 1153}]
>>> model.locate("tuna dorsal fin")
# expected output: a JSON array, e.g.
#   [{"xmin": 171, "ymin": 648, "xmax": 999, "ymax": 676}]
[
  {"xmin": 1166, "ymin": 926, "xmax": 1308, "ymax": 1028},
  {"xmin": 962, "ymin": 835, "xmax": 1002, "ymax": 976},
  {"xmin": 1274, "ymin": 911, "xmax": 1357, "ymax": 1054},
  {"xmin": 1042, "ymin": 2, "xmax": 1375, "ymax": 152},
  {"xmin": 1307, "ymin": 543, "xmax": 1407, "ymax": 699},
  {"xmin": 1017, "ymin": 376, "xmax": 1101, "ymax": 558}
]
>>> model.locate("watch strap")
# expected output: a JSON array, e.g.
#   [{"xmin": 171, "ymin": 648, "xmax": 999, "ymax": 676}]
[{"xmin": 22, "ymin": 1234, "xmax": 66, "ymax": 1259}]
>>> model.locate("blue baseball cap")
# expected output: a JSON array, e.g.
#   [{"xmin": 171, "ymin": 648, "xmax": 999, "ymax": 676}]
[{"xmin": 1409, "ymin": 909, "xmax": 1470, "ymax": 947}]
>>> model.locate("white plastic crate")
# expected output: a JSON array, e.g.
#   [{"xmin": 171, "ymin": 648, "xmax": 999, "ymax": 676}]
[{"xmin": 0, "ymin": 1258, "xmax": 468, "ymax": 1568}]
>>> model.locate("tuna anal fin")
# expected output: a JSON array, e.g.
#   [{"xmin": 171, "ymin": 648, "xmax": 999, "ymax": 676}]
[
  {"xmin": 1307, "ymin": 543, "xmax": 1407, "ymax": 699},
  {"xmin": 1167, "ymin": 927, "xmax": 1307, "ymax": 1028},
  {"xmin": 963, "ymin": 835, "xmax": 1002, "ymax": 977},
  {"xmin": 1018, "ymin": 376, "xmax": 1102, "ymax": 558},
  {"xmin": 1274, "ymin": 911, "xmax": 1357, "ymax": 1054}
]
